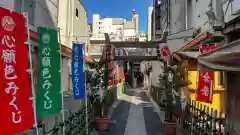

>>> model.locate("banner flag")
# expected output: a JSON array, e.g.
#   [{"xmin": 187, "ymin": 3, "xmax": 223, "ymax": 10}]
[
  {"xmin": 72, "ymin": 43, "xmax": 85, "ymax": 99},
  {"xmin": 196, "ymin": 72, "xmax": 214, "ymax": 103},
  {"xmin": 0, "ymin": 7, "xmax": 34, "ymax": 135},
  {"xmin": 36, "ymin": 27, "xmax": 62, "ymax": 118}
]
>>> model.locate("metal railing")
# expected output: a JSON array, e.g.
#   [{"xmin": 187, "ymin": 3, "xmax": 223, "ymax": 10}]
[
  {"xmin": 178, "ymin": 100, "xmax": 225, "ymax": 135},
  {"xmin": 150, "ymin": 87, "xmax": 226, "ymax": 135},
  {"xmin": 37, "ymin": 103, "xmax": 95, "ymax": 135}
]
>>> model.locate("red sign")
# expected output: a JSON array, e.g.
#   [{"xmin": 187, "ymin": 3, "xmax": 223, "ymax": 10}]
[
  {"xmin": 199, "ymin": 44, "xmax": 216, "ymax": 53},
  {"xmin": 197, "ymin": 44, "xmax": 216, "ymax": 103},
  {"xmin": 196, "ymin": 72, "xmax": 214, "ymax": 103},
  {"xmin": 0, "ymin": 7, "xmax": 34, "ymax": 135}
]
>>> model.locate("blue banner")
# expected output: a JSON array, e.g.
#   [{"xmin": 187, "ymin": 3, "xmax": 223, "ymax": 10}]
[{"xmin": 72, "ymin": 43, "xmax": 85, "ymax": 99}]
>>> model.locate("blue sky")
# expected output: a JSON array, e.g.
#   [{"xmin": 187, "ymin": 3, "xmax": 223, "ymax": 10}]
[{"xmin": 81, "ymin": 0, "xmax": 152, "ymax": 32}]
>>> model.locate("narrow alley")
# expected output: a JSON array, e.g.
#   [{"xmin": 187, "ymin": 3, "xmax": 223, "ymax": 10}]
[
  {"xmin": 1, "ymin": 0, "xmax": 239, "ymax": 134},
  {"xmin": 99, "ymin": 88, "xmax": 183, "ymax": 135}
]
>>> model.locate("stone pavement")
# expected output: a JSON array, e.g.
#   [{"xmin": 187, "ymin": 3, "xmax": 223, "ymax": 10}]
[{"xmin": 99, "ymin": 88, "xmax": 165, "ymax": 135}]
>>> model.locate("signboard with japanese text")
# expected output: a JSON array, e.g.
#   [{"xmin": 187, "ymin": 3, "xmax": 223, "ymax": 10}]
[
  {"xmin": 36, "ymin": 27, "xmax": 62, "ymax": 118},
  {"xmin": 0, "ymin": 7, "xmax": 34, "ymax": 135},
  {"xmin": 196, "ymin": 72, "xmax": 214, "ymax": 103},
  {"xmin": 72, "ymin": 43, "xmax": 85, "ymax": 99},
  {"xmin": 116, "ymin": 48, "xmax": 121, "ymax": 56},
  {"xmin": 197, "ymin": 44, "xmax": 216, "ymax": 103},
  {"xmin": 199, "ymin": 44, "xmax": 216, "ymax": 53}
]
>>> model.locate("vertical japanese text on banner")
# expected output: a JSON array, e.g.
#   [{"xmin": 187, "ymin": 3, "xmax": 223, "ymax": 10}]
[
  {"xmin": 41, "ymin": 47, "xmax": 53, "ymax": 110},
  {"xmin": 2, "ymin": 35, "xmax": 22, "ymax": 123}
]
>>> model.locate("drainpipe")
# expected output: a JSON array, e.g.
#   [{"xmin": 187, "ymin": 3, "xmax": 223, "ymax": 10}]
[
  {"xmin": 21, "ymin": 0, "xmax": 25, "ymax": 13},
  {"xmin": 223, "ymin": 72, "xmax": 228, "ymax": 135},
  {"xmin": 149, "ymin": 72, "xmax": 152, "ymax": 90},
  {"xmin": 153, "ymin": 0, "xmax": 156, "ymax": 40},
  {"xmin": 65, "ymin": 0, "xmax": 69, "ymax": 44},
  {"xmin": 56, "ymin": 0, "xmax": 59, "ymax": 27},
  {"xmin": 185, "ymin": 0, "xmax": 188, "ymax": 30}
]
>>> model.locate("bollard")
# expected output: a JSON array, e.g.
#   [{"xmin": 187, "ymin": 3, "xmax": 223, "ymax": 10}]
[{"xmin": 164, "ymin": 120, "xmax": 177, "ymax": 135}]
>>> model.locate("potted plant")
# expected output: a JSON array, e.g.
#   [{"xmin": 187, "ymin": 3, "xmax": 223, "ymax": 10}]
[
  {"xmin": 94, "ymin": 82, "xmax": 110, "ymax": 131},
  {"xmin": 87, "ymin": 70, "xmax": 110, "ymax": 131}
]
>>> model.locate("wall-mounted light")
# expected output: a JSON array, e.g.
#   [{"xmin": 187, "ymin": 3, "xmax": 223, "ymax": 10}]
[{"xmin": 157, "ymin": 0, "xmax": 161, "ymax": 5}]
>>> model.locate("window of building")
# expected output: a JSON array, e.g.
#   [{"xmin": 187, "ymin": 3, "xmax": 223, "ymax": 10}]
[
  {"xmin": 76, "ymin": 8, "xmax": 78, "ymax": 17},
  {"xmin": 15, "ymin": 0, "xmax": 35, "ymax": 24}
]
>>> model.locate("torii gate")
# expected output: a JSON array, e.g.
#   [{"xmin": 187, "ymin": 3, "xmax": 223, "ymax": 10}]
[
  {"xmin": 96, "ymin": 33, "xmax": 168, "ymax": 65},
  {"xmin": 90, "ymin": 33, "xmax": 167, "ymax": 87}
]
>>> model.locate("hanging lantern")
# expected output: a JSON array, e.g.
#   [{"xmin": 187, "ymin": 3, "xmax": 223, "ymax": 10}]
[{"xmin": 161, "ymin": 45, "xmax": 170, "ymax": 56}]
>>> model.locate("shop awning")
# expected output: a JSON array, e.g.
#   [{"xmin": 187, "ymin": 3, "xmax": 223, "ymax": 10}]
[
  {"xmin": 177, "ymin": 30, "xmax": 224, "ymax": 52},
  {"xmin": 198, "ymin": 39, "xmax": 240, "ymax": 71},
  {"xmin": 176, "ymin": 51, "xmax": 200, "ymax": 59}
]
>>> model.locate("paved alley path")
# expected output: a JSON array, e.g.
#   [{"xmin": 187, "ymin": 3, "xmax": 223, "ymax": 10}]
[{"xmin": 100, "ymin": 88, "xmax": 164, "ymax": 135}]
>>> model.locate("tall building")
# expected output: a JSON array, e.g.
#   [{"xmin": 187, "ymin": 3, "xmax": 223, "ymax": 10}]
[
  {"xmin": 92, "ymin": 14, "xmax": 100, "ymax": 37},
  {"xmin": 123, "ymin": 20, "xmax": 136, "ymax": 41},
  {"xmin": 90, "ymin": 14, "xmax": 126, "ymax": 61},
  {"xmin": 88, "ymin": 24, "xmax": 93, "ymax": 37},
  {"xmin": 58, "ymin": 0, "xmax": 89, "ymax": 49},
  {"xmin": 92, "ymin": 15, "xmax": 125, "ymax": 39},
  {"xmin": 147, "ymin": 6, "xmax": 153, "ymax": 41},
  {"xmin": 132, "ymin": 9, "xmax": 139, "ymax": 35}
]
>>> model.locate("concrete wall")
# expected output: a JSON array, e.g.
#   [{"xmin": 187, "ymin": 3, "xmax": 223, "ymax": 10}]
[
  {"xmin": 150, "ymin": 0, "xmax": 225, "ymax": 86},
  {"xmin": 170, "ymin": 0, "xmax": 186, "ymax": 33},
  {"xmin": 0, "ymin": 0, "xmax": 15, "ymax": 10},
  {"xmin": 34, "ymin": 0, "xmax": 58, "ymax": 29},
  {"xmin": 58, "ymin": 0, "xmax": 89, "ymax": 48},
  {"xmin": 187, "ymin": 0, "xmax": 224, "ymax": 30},
  {"xmin": 151, "ymin": 29, "xmax": 194, "ymax": 86}
]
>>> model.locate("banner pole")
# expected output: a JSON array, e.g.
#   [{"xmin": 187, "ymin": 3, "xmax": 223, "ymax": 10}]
[
  {"xmin": 84, "ymin": 44, "xmax": 89, "ymax": 134},
  {"xmin": 23, "ymin": 12, "xmax": 39, "ymax": 135},
  {"xmin": 58, "ymin": 28, "xmax": 66, "ymax": 135}
]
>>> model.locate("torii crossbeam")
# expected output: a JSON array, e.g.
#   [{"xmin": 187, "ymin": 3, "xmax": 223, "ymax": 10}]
[{"xmin": 96, "ymin": 33, "xmax": 167, "ymax": 67}]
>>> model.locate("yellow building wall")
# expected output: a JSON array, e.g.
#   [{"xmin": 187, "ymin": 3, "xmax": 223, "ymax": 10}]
[{"xmin": 183, "ymin": 60, "xmax": 225, "ymax": 113}]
